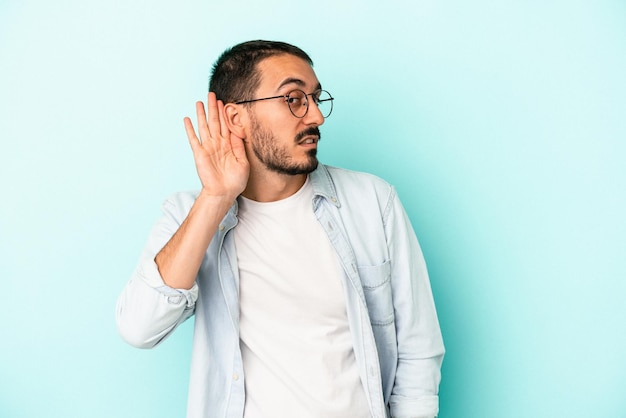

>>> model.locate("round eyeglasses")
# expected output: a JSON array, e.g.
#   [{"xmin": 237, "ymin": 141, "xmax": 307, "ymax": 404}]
[{"xmin": 235, "ymin": 89, "xmax": 334, "ymax": 118}]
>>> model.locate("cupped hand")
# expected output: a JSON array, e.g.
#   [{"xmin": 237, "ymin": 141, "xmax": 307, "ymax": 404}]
[{"xmin": 183, "ymin": 92, "xmax": 249, "ymax": 200}]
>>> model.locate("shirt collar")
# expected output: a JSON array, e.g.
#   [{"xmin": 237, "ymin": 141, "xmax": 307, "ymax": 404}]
[
  {"xmin": 224, "ymin": 164, "xmax": 341, "ymax": 224},
  {"xmin": 310, "ymin": 164, "xmax": 341, "ymax": 208}
]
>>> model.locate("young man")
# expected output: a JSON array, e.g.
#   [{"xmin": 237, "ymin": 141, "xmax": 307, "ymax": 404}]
[{"xmin": 116, "ymin": 40, "xmax": 444, "ymax": 418}]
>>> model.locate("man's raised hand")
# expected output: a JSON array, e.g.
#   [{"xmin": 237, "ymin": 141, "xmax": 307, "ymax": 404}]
[{"xmin": 183, "ymin": 92, "xmax": 249, "ymax": 201}]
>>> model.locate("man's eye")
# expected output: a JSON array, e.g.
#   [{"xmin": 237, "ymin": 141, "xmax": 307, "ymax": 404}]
[{"xmin": 287, "ymin": 97, "xmax": 303, "ymax": 105}]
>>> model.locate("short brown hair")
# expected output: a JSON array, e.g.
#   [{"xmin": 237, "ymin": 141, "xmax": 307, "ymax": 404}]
[{"xmin": 209, "ymin": 40, "xmax": 313, "ymax": 104}]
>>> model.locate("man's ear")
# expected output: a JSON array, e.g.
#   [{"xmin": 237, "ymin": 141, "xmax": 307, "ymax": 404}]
[{"xmin": 223, "ymin": 103, "xmax": 247, "ymax": 139}]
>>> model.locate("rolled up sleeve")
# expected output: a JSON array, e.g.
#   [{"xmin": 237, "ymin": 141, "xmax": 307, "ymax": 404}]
[{"xmin": 116, "ymin": 193, "xmax": 200, "ymax": 349}]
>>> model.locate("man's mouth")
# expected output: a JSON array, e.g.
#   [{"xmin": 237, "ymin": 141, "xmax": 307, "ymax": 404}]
[
  {"xmin": 300, "ymin": 136, "xmax": 318, "ymax": 145},
  {"xmin": 296, "ymin": 127, "xmax": 321, "ymax": 145}
]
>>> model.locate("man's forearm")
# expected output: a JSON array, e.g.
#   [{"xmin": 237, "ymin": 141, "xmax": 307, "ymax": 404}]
[{"xmin": 155, "ymin": 191, "xmax": 235, "ymax": 289}]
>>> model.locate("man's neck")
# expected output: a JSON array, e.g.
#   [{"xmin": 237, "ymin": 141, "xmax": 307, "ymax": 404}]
[{"xmin": 241, "ymin": 169, "xmax": 307, "ymax": 202}]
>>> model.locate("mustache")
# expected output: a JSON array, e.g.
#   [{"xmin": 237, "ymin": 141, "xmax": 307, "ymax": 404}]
[{"xmin": 295, "ymin": 127, "xmax": 321, "ymax": 143}]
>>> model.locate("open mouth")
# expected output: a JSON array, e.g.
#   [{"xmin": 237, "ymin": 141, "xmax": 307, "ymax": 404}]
[
  {"xmin": 296, "ymin": 127, "xmax": 321, "ymax": 145},
  {"xmin": 300, "ymin": 136, "xmax": 318, "ymax": 145}
]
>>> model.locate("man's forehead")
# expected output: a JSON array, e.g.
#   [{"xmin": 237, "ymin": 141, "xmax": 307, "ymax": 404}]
[{"xmin": 257, "ymin": 54, "xmax": 320, "ymax": 91}]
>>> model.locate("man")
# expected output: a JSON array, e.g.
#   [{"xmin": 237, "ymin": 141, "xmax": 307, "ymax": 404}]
[{"xmin": 116, "ymin": 40, "xmax": 444, "ymax": 418}]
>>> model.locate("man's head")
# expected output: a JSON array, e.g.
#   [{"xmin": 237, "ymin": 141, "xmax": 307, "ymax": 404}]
[
  {"xmin": 216, "ymin": 41, "xmax": 327, "ymax": 178},
  {"xmin": 209, "ymin": 40, "xmax": 313, "ymax": 104}
]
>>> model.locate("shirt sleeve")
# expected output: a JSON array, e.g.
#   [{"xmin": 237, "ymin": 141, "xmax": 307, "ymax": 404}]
[
  {"xmin": 116, "ymin": 193, "xmax": 200, "ymax": 349},
  {"xmin": 384, "ymin": 188, "xmax": 445, "ymax": 418}
]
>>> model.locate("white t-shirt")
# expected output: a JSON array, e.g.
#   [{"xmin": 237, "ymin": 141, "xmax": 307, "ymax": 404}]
[{"xmin": 234, "ymin": 177, "xmax": 371, "ymax": 418}]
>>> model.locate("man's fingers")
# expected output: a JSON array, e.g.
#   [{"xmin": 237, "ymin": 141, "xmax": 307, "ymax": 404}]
[
  {"xmin": 187, "ymin": 94, "xmax": 232, "ymax": 156},
  {"xmin": 230, "ymin": 132, "xmax": 247, "ymax": 162},
  {"xmin": 207, "ymin": 92, "xmax": 221, "ymax": 139},
  {"xmin": 195, "ymin": 101, "xmax": 210, "ymax": 139},
  {"xmin": 184, "ymin": 116, "xmax": 201, "ymax": 149},
  {"xmin": 217, "ymin": 100, "xmax": 229, "ymax": 139},
  {"xmin": 198, "ymin": 93, "xmax": 230, "ymax": 147}
]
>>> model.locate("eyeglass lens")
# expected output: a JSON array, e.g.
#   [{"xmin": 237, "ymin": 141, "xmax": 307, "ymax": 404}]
[{"xmin": 287, "ymin": 90, "xmax": 333, "ymax": 118}]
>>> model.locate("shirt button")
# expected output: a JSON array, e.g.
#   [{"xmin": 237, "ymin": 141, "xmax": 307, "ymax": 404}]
[
  {"xmin": 233, "ymin": 373, "xmax": 239, "ymax": 381},
  {"xmin": 331, "ymin": 197, "xmax": 337, "ymax": 203},
  {"xmin": 219, "ymin": 225, "xmax": 225, "ymax": 232}
]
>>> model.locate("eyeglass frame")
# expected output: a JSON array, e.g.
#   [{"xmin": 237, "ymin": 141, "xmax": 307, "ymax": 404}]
[{"xmin": 234, "ymin": 89, "xmax": 334, "ymax": 118}]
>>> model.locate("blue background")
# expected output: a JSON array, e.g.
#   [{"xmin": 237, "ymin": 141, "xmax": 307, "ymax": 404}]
[{"xmin": 1, "ymin": 1, "xmax": 625, "ymax": 417}]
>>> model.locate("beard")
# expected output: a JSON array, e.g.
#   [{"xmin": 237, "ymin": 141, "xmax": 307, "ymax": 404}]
[{"xmin": 249, "ymin": 113, "xmax": 320, "ymax": 176}]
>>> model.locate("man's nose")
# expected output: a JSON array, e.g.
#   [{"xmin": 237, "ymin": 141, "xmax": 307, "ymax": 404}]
[{"xmin": 303, "ymin": 99, "xmax": 325, "ymax": 126}]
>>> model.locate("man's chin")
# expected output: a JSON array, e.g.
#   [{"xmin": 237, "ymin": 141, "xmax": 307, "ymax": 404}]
[
  {"xmin": 303, "ymin": 159, "xmax": 319, "ymax": 174},
  {"xmin": 290, "ymin": 159, "xmax": 318, "ymax": 175},
  {"xmin": 301, "ymin": 152, "xmax": 319, "ymax": 173},
  {"xmin": 269, "ymin": 157, "xmax": 318, "ymax": 176}
]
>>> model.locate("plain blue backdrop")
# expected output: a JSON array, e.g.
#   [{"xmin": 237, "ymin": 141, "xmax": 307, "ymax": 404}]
[{"xmin": 1, "ymin": 1, "xmax": 625, "ymax": 417}]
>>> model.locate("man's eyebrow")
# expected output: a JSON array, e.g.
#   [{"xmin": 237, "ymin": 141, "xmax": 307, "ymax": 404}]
[{"xmin": 277, "ymin": 77, "xmax": 322, "ymax": 91}]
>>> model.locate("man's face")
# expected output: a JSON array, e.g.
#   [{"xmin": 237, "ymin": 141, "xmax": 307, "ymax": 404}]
[{"xmin": 244, "ymin": 54, "xmax": 325, "ymax": 176}]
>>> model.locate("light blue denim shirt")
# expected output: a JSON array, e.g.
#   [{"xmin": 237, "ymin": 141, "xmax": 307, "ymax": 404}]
[{"xmin": 116, "ymin": 164, "xmax": 444, "ymax": 418}]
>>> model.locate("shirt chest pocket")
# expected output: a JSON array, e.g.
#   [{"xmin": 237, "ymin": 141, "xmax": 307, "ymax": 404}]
[{"xmin": 357, "ymin": 260, "xmax": 394, "ymax": 326}]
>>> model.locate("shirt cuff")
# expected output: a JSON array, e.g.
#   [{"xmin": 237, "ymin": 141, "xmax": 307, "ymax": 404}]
[
  {"xmin": 389, "ymin": 395, "xmax": 439, "ymax": 418},
  {"xmin": 137, "ymin": 257, "xmax": 199, "ymax": 308}
]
